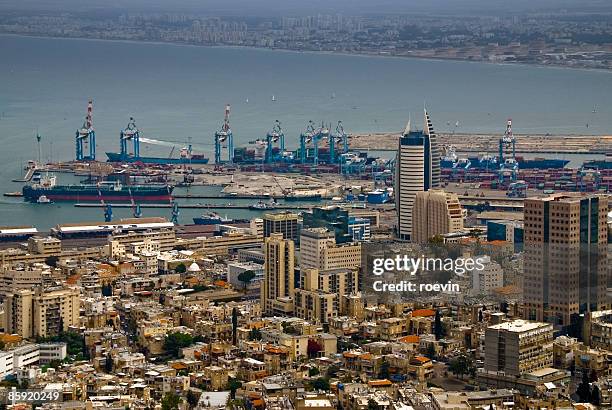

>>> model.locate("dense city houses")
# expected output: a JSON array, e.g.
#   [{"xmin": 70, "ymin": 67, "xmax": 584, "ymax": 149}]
[{"xmin": 0, "ymin": 107, "xmax": 609, "ymax": 410}]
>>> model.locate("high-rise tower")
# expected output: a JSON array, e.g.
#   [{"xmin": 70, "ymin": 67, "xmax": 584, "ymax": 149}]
[
  {"xmin": 395, "ymin": 109, "xmax": 441, "ymax": 241},
  {"xmin": 522, "ymin": 194, "xmax": 609, "ymax": 332},
  {"xmin": 261, "ymin": 233, "xmax": 295, "ymax": 316}
]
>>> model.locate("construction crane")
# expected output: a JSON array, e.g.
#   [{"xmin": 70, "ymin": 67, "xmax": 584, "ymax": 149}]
[
  {"xmin": 120, "ymin": 117, "xmax": 140, "ymax": 160},
  {"xmin": 75, "ymin": 100, "xmax": 96, "ymax": 161},
  {"xmin": 265, "ymin": 120, "xmax": 285, "ymax": 164},
  {"xmin": 499, "ymin": 119, "xmax": 518, "ymax": 184},
  {"xmin": 214, "ymin": 104, "xmax": 234, "ymax": 164}
]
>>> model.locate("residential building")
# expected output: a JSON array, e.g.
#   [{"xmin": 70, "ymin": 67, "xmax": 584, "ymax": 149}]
[
  {"xmin": 261, "ymin": 233, "xmax": 295, "ymax": 316},
  {"xmin": 471, "ymin": 256, "xmax": 504, "ymax": 295},
  {"xmin": 294, "ymin": 268, "xmax": 357, "ymax": 324},
  {"xmin": 522, "ymin": 194, "xmax": 609, "ymax": 329},
  {"xmin": 227, "ymin": 262, "xmax": 264, "ymax": 290},
  {"xmin": 412, "ymin": 189, "xmax": 463, "ymax": 243},
  {"xmin": 263, "ymin": 212, "xmax": 299, "ymax": 242},
  {"xmin": 2, "ymin": 286, "xmax": 80, "ymax": 338},
  {"xmin": 484, "ymin": 319, "xmax": 554, "ymax": 376},
  {"xmin": 300, "ymin": 228, "xmax": 361, "ymax": 271}
]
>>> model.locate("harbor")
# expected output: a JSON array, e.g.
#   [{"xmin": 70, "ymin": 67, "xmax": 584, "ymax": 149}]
[{"xmin": 1, "ymin": 95, "xmax": 611, "ymax": 230}]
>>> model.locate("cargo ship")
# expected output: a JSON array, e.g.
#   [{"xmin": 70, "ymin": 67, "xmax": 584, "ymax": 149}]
[
  {"xmin": 22, "ymin": 174, "xmax": 173, "ymax": 202},
  {"xmin": 516, "ymin": 157, "xmax": 570, "ymax": 169},
  {"xmin": 106, "ymin": 152, "xmax": 209, "ymax": 165},
  {"xmin": 284, "ymin": 193, "xmax": 322, "ymax": 201},
  {"xmin": 583, "ymin": 159, "xmax": 612, "ymax": 170},
  {"xmin": 443, "ymin": 154, "xmax": 569, "ymax": 170}
]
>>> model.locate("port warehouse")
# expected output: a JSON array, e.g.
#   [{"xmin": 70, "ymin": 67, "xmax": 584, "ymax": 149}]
[{"xmin": 0, "ymin": 218, "xmax": 174, "ymax": 242}]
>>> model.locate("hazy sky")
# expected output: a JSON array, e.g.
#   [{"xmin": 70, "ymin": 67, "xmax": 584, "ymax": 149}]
[{"xmin": 2, "ymin": 0, "xmax": 612, "ymax": 15}]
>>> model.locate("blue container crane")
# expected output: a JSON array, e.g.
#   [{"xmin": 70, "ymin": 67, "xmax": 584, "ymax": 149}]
[
  {"xmin": 75, "ymin": 100, "xmax": 96, "ymax": 161},
  {"xmin": 329, "ymin": 120, "xmax": 349, "ymax": 163},
  {"xmin": 214, "ymin": 104, "xmax": 234, "ymax": 164},
  {"xmin": 299, "ymin": 120, "xmax": 317, "ymax": 164},
  {"xmin": 120, "ymin": 117, "xmax": 140, "ymax": 160},
  {"xmin": 265, "ymin": 120, "xmax": 285, "ymax": 164}
]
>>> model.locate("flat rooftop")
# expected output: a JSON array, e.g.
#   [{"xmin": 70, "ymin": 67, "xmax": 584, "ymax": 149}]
[{"xmin": 488, "ymin": 319, "xmax": 551, "ymax": 333}]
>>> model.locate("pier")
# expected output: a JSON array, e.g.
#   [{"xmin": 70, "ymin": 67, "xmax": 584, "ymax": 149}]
[{"xmin": 74, "ymin": 203, "xmax": 313, "ymax": 210}]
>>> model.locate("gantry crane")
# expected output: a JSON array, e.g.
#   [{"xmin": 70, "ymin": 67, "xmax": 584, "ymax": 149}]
[
  {"xmin": 120, "ymin": 117, "xmax": 140, "ymax": 160},
  {"xmin": 329, "ymin": 120, "xmax": 349, "ymax": 163},
  {"xmin": 214, "ymin": 104, "xmax": 234, "ymax": 164},
  {"xmin": 265, "ymin": 120, "xmax": 285, "ymax": 164},
  {"xmin": 499, "ymin": 119, "xmax": 518, "ymax": 184},
  {"xmin": 75, "ymin": 100, "xmax": 96, "ymax": 161}
]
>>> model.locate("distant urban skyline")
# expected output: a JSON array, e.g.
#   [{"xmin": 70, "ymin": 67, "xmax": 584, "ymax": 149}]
[
  {"xmin": 2, "ymin": 0, "xmax": 612, "ymax": 15},
  {"xmin": 2, "ymin": 9, "xmax": 612, "ymax": 70}
]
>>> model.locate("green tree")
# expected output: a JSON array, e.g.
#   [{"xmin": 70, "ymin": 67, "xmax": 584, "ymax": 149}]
[
  {"xmin": 325, "ymin": 365, "xmax": 340, "ymax": 379},
  {"xmin": 428, "ymin": 235, "xmax": 444, "ymax": 245},
  {"xmin": 378, "ymin": 359, "xmax": 390, "ymax": 379},
  {"xmin": 576, "ymin": 371, "xmax": 592, "ymax": 403},
  {"xmin": 231, "ymin": 307, "xmax": 238, "ymax": 346},
  {"xmin": 44, "ymin": 255, "xmax": 59, "ymax": 267},
  {"xmin": 104, "ymin": 353, "xmax": 113, "ymax": 373},
  {"xmin": 448, "ymin": 354, "xmax": 474, "ymax": 379},
  {"xmin": 175, "ymin": 263, "xmax": 187, "ymax": 274},
  {"xmin": 186, "ymin": 390, "xmax": 199, "ymax": 408},
  {"xmin": 308, "ymin": 367, "xmax": 320, "ymax": 377},
  {"xmin": 427, "ymin": 343, "xmax": 436, "ymax": 359},
  {"xmin": 367, "ymin": 398, "xmax": 378, "ymax": 410},
  {"xmin": 311, "ymin": 377, "xmax": 330, "ymax": 391},
  {"xmin": 101, "ymin": 283, "xmax": 113, "ymax": 296},
  {"xmin": 434, "ymin": 309, "xmax": 444, "ymax": 340},
  {"xmin": 248, "ymin": 328, "xmax": 262, "ymax": 341},
  {"xmin": 591, "ymin": 384, "xmax": 601, "ymax": 406},
  {"xmin": 228, "ymin": 378, "xmax": 242, "ymax": 399},
  {"xmin": 36, "ymin": 332, "xmax": 88, "ymax": 358},
  {"xmin": 163, "ymin": 332, "xmax": 194, "ymax": 358},
  {"xmin": 161, "ymin": 391, "xmax": 181, "ymax": 410},
  {"xmin": 237, "ymin": 270, "xmax": 256, "ymax": 291}
]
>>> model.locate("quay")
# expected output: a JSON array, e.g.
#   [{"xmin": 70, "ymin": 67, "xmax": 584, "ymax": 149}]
[{"xmin": 74, "ymin": 203, "xmax": 313, "ymax": 210}]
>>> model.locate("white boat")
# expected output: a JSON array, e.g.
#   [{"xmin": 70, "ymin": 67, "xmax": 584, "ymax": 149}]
[{"xmin": 36, "ymin": 195, "xmax": 52, "ymax": 204}]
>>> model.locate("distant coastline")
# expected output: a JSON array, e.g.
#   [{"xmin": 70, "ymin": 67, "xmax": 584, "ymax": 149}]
[{"xmin": 2, "ymin": 32, "xmax": 611, "ymax": 74}]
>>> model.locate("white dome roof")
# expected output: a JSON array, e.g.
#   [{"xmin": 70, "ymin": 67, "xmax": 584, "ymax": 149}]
[{"xmin": 187, "ymin": 262, "xmax": 201, "ymax": 272}]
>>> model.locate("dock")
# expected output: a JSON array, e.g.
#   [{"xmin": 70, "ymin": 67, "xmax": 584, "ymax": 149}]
[
  {"xmin": 173, "ymin": 194, "xmax": 284, "ymax": 200},
  {"xmin": 12, "ymin": 167, "xmax": 37, "ymax": 182},
  {"xmin": 74, "ymin": 203, "xmax": 313, "ymax": 210}
]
